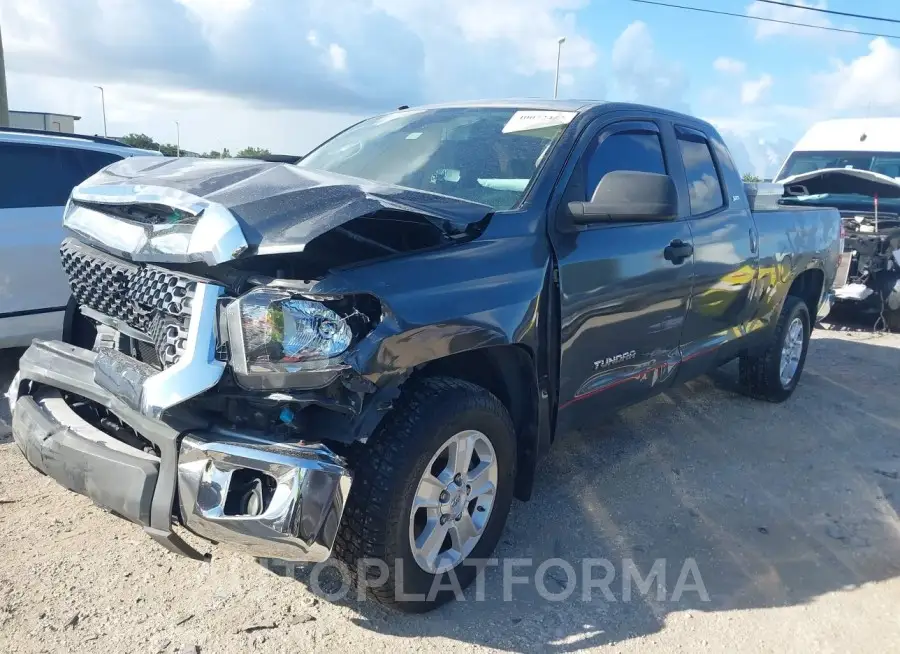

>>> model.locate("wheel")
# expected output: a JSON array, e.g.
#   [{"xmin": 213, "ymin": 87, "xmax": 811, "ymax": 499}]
[
  {"xmin": 739, "ymin": 295, "xmax": 811, "ymax": 402},
  {"xmin": 333, "ymin": 376, "xmax": 516, "ymax": 612}
]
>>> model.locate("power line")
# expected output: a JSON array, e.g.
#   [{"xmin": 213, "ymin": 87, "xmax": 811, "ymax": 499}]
[
  {"xmin": 628, "ymin": 0, "xmax": 900, "ymax": 40},
  {"xmin": 755, "ymin": 1, "xmax": 900, "ymax": 25}
]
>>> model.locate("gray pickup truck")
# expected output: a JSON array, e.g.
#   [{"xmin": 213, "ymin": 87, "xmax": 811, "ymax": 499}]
[{"xmin": 7, "ymin": 100, "xmax": 842, "ymax": 612}]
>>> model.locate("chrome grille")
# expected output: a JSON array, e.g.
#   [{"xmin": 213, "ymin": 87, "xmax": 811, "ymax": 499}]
[{"xmin": 60, "ymin": 238, "xmax": 197, "ymax": 367}]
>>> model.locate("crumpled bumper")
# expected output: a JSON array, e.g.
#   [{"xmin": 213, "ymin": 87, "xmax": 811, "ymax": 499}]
[
  {"xmin": 817, "ymin": 289, "xmax": 835, "ymax": 321},
  {"xmin": 7, "ymin": 340, "xmax": 351, "ymax": 563}
]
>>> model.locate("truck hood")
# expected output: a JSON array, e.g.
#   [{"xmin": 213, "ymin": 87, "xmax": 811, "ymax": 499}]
[
  {"xmin": 779, "ymin": 168, "xmax": 900, "ymax": 199},
  {"xmin": 66, "ymin": 156, "xmax": 494, "ymax": 265}
]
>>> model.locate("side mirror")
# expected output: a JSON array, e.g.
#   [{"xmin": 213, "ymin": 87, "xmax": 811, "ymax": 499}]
[{"xmin": 566, "ymin": 170, "xmax": 678, "ymax": 224}]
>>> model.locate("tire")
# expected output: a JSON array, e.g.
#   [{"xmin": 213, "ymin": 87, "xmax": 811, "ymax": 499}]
[
  {"xmin": 739, "ymin": 295, "xmax": 811, "ymax": 402},
  {"xmin": 885, "ymin": 307, "xmax": 900, "ymax": 333},
  {"xmin": 332, "ymin": 376, "xmax": 517, "ymax": 613}
]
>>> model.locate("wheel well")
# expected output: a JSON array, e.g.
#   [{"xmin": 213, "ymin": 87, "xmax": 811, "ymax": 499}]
[
  {"xmin": 414, "ymin": 345, "xmax": 540, "ymax": 501},
  {"xmin": 787, "ymin": 268, "xmax": 824, "ymax": 322}
]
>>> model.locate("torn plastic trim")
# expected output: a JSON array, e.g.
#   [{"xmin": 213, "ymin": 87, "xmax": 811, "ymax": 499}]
[{"xmin": 65, "ymin": 185, "xmax": 249, "ymax": 266}]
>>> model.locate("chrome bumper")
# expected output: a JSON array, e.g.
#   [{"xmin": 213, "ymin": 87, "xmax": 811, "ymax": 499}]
[
  {"xmin": 178, "ymin": 437, "xmax": 351, "ymax": 562},
  {"xmin": 9, "ymin": 340, "xmax": 351, "ymax": 563}
]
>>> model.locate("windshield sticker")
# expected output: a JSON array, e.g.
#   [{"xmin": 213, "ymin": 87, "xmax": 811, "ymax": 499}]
[
  {"xmin": 502, "ymin": 110, "xmax": 577, "ymax": 135},
  {"xmin": 405, "ymin": 132, "xmax": 423, "ymax": 140}
]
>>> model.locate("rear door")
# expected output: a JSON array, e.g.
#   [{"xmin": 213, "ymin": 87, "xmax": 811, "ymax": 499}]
[
  {"xmin": 0, "ymin": 143, "xmax": 121, "ymax": 318},
  {"xmin": 667, "ymin": 124, "xmax": 760, "ymax": 380},
  {"xmin": 551, "ymin": 116, "xmax": 694, "ymax": 432}
]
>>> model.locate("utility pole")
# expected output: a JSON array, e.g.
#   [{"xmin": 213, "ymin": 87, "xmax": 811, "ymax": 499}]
[
  {"xmin": 0, "ymin": 24, "xmax": 10, "ymax": 127},
  {"xmin": 553, "ymin": 36, "xmax": 566, "ymax": 100},
  {"xmin": 94, "ymin": 85, "xmax": 107, "ymax": 136},
  {"xmin": 175, "ymin": 121, "xmax": 180, "ymax": 156}
]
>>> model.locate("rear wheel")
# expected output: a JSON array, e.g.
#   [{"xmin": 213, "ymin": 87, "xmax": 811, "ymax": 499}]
[
  {"xmin": 739, "ymin": 296, "xmax": 811, "ymax": 402},
  {"xmin": 333, "ymin": 376, "xmax": 516, "ymax": 612}
]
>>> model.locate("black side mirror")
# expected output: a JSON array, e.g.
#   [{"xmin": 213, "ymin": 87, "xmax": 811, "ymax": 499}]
[{"xmin": 567, "ymin": 170, "xmax": 678, "ymax": 224}]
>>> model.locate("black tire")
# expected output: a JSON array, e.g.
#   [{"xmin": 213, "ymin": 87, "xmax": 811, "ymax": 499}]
[
  {"xmin": 885, "ymin": 307, "xmax": 900, "ymax": 333},
  {"xmin": 739, "ymin": 295, "xmax": 811, "ymax": 402},
  {"xmin": 332, "ymin": 376, "xmax": 517, "ymax": 613}
]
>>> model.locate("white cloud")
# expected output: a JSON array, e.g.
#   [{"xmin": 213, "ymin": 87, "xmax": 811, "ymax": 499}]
[
  {"xmin": 611, "ymin": 21, "xmax": 688, "ymax": 109},
  {"xmin": 745, "ymin": 0, "xmax": 854, "ymax": 42},
  {"xmin": 713, "ymin": 57, "xmax": 746, "ymax": 75},
  {"xmin": 328, "ymin": 43, "xmax": 348, "ymax": 72},
  {"xmin": 741, "ymin": 73, "xmax": 773, "ymax": 105},
  {"xmin": 814, "ymin": 37, "xmax": 900, "ymax": 112}
]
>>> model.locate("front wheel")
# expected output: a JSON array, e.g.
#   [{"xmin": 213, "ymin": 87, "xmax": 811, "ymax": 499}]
[
  {"xmin": 739, "ymin": 295, "xmax": 811, "ymax": 402},
  {"xmin": 333, "ymin": 376, "xmax": 516, "ymax": 613}
]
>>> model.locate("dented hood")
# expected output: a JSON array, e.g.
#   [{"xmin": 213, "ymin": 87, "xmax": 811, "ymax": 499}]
[
  {"xmin": 779, "ymin": 168, "xmax": 900, "ymax": 199},
  {"xmin": 76, "ymin": 156, "xmax": 494, "ymax": 256}
]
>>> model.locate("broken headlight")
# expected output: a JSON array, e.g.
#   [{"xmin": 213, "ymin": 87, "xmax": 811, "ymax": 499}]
[{"xmin": 226, "ymin": 286, "xmax": 371, "ymax": 389}]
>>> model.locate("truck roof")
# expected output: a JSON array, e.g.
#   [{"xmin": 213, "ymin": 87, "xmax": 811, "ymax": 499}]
[
  {"xmin": 393, "ymin": 99, "xmax": 714, "ymax": 129},
  {"xmin": 0, "ymin": 127, "xmax": 163, "ymax": 158},
  {"xmin": 792, "ymin": 117, "xmax": 900, "ymax": 153}
]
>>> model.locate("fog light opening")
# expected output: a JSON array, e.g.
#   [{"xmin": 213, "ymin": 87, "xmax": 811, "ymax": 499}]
[{"xmin": 224, "ymin": 469, "xmax": 276, "ymax": 516}]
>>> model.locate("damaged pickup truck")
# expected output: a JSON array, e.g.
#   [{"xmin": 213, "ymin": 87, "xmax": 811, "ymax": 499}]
[
  {"xmin": 8, "ymin": 101, "xmax": 842, "ymax": 612},
  {"xmin": 776, "ymin": 167, "xmax": 900, "ymax": 330}
]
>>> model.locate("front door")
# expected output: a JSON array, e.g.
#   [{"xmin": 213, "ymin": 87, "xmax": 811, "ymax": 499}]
[{"xmin": 551, "ymin": 118, "xmax": 694, "ymax": 434}]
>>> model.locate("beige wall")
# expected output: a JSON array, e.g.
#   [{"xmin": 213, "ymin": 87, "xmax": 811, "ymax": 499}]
[{"xmin": 9, "ymin": 112, "xmax": 78, "ymax": 133}]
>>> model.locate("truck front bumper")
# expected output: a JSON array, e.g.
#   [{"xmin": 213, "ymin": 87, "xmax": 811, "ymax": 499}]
[{"xmin": 7, "ymin": 340, "xmax": 351, "ymax": 563}]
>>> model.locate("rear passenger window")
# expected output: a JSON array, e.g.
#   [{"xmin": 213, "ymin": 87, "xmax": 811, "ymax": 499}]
[
  {"xmin": 677, "ymin": 135, "xmax": 724, "ymax": 215},
  {"xmin": 0, "ymin": 143, "xmax": 120, "ymax": 210},
  {"xmin": 584, "ymin": 131, "xmax": 666, "ymax": 200},
  {"xmin": 75, "ymin": 149, "xmax": 122, "ymax": 177}
]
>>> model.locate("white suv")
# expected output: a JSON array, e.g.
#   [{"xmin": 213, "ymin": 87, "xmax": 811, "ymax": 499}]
[{"xmin": 0, "ymin": 129, "xmax": 162, "ymax": 348}]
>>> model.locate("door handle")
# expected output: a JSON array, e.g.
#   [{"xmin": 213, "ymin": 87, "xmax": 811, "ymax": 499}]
[
  {"xmin": 664, "ymin": 239, "xmax": 693, "ymax": 264},
  {"xmin": 749, "ymin": 227, "xmax": 758, "ymax": 254}
]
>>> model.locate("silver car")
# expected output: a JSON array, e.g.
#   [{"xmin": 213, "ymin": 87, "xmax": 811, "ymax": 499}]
[{"xmin": 0, "ymin": 129, "xmax": 161, "ymax": 348}]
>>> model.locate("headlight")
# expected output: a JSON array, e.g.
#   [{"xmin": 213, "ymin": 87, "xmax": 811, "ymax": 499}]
[{"xmin": 226, "ymin": 286, "xmax": 370, "ymax": 390}]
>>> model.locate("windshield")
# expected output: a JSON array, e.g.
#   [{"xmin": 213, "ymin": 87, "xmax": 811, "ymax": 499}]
[
  {"xmin": 775, "ymin": 150, "xmax": 900, "ymax": 211},
  {"xmin": 776, "ymin": 150, "xmax": 900, "ymax": 182},
  {"xmin": 297, "ymin": 107, "xmax": 575, "ymax": 210}
]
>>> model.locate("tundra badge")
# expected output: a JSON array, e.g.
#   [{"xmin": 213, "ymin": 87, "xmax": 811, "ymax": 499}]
[{"xmin": 593, "ymin": 351, "xmax": 637, "ymax": 370}]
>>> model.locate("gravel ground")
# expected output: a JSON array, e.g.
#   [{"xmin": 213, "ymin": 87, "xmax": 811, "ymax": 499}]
[{"xmin": 3, "ymin": 324, "xmax": 900, "ymax": 653}]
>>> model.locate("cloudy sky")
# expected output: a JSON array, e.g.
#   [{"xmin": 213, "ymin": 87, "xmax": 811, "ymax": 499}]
[{"xmin": 3, "ymin": 0, "xmax": 900, "ymax": 176}]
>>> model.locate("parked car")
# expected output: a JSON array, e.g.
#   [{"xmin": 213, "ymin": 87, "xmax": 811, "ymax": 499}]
[
  {"xmin": 774, "ymin": 117, "xmax": 900, "ymax": 329},
  {"xmin": 0, "ymin": 128, "xmax": 161, "ymax": 348},
  {"xmin": 7, "ymin": 101, "xmax": 842, "ymax": 612}
]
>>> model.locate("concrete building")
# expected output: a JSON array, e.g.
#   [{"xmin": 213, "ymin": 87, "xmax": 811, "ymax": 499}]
[{"xmin": 9, "ymin": 110, "xmax": 81, "ymax": 133}]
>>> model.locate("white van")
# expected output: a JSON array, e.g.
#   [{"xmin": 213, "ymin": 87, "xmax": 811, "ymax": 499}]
[
  {"xmin": 773, "ymin": 117, "xmax": 900, "ymax": 328},
  {"xmin": 0, "ymin": 129, "xmax": 162, "ymax": 348},
  {"xmin": 773, "ymin": 117, "xmax": 900, "ymax": 182}
]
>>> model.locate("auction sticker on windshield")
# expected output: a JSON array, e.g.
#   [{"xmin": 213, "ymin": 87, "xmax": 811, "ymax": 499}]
[{"xmin": 502, "ymin": 110, "xmax": 577, "ymax": 134}]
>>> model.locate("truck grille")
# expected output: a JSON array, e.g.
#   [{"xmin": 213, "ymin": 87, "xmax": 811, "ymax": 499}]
[{"xmin": 60, "ymin": 238, "xmax": 197, "ymax": 367}]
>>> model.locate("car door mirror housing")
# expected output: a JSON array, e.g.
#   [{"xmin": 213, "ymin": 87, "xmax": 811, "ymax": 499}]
[{"xmin": 567, "ymin": 170, "xmax": 678, "ymax": 224}]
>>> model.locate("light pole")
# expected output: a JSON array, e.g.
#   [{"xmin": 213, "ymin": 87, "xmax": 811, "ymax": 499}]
[
  {"xmin": 553, "ymin": 36, "xmax": 566, "ymax": 99},
  {"xmin": 0, "ymin": 24, "xmax": 9, "ymax": 127},
  {"xmin": 94, "ymin": 85, "xmax": 107, "ymax": 136},
  {"xmin": 175, "ymin": 121, "xmax": 180, "ymax": 157}
]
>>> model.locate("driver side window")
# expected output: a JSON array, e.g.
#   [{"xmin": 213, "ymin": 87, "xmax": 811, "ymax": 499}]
[{"xmin": 583, "ymin": 131, "xmax": 667, "ymax": 201}]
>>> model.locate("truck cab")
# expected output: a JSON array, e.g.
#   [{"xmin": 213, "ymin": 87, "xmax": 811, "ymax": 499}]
[{"xmin": 7, "ymin": 100, "xmax": 841, "ymax": 613}]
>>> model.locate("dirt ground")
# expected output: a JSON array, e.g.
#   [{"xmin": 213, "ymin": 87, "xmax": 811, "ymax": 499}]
[{"xmin": 2, "ymin": 323, "xmax": 900, "ymax": 653}]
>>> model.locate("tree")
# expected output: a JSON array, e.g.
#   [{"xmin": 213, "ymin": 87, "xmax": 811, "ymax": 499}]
[
  {"xmin": 742, "ymin": 173, "xmax": 762, "ymax": 183},
  {"xmin": 119, "ymin": 133, "xmax": 160, "ymax": 151},
  {"xmin": 236, "ymin": 146, "xmax": 271, "ymax": 158}
]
